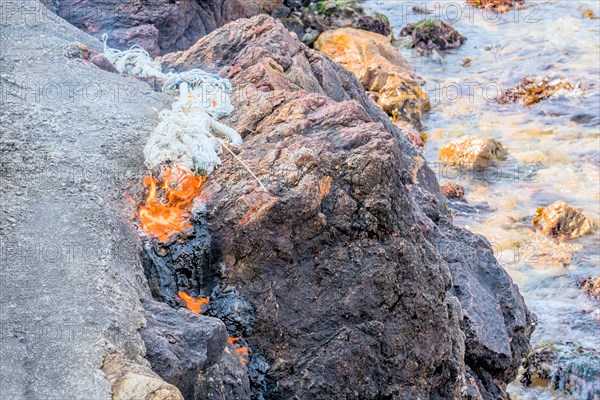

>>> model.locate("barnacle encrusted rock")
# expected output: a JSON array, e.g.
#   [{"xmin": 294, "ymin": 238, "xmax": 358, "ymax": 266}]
[
  {"xmin": 533, "ymin": 200, "xmax": 594, "ymax": 239},
  {"xmin": 314, "ymin": 27, "xmax": 430, "ymax": 128},
  {"xmin": 439, "ymin": 137, "xmax": 507, "ymax": 170}
]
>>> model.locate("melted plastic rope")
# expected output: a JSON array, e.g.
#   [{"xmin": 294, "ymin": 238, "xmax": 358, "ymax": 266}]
[{"xmin": 102, "ymin": 35, "xmax": 243, "ymax": 176}]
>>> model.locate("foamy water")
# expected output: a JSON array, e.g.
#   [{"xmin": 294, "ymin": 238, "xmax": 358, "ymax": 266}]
[{"xmin": 365, "ymin": 0, "xmax": 600, "ymax": 398}]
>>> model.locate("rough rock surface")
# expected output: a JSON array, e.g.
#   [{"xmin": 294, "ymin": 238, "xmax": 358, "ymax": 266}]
[
  {"xmin": 399, "ymin": 19, "xmax": 466, "ymax": 52},
  {"xmin": 160, "ymin": 15, "xmax": 534, "ymax": 399},
  {"xmin": 314, "ymin": 27, "xmax": 430, "ymax": 128},
  {"xmin": 139, "ymin": 299, "xmax": 228, "ymax": 399},
  {"xmin": 102, "ymin": 354, "xmax": 184, "ymax": 400},
  {"xmin": 439, "ymin": 137, "xmax": 508, "ymax": 170},
  {"xmin": 0, "ymin": 2, "xmax": 182, "ymax": 399},
  {"xmin": 195, "ymin": 342, "xmax": 252, "ymax": 400},
  {"xmin": 40, "ymin": 0, "xmax": 284, "ymax": 55},
  {"xmin": 533, "ymin": 200, "xmax": 594, "ymax": 239}
]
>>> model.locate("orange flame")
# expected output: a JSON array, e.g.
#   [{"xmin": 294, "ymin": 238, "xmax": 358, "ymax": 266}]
[
  {"xmin": 138, "ymin": 166, "xmax": 206, "ymax": 243},
  {"xmin": 228, "ymin": 337, "xmax": 249, "ymax": 366},
  {"xmin": 178, "ymin": 291, "xmax": 209, "ymax": 314}
]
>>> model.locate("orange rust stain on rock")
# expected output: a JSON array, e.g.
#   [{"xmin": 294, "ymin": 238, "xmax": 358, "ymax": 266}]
[{"xmin": 318, "ymin": 176, "xmax": 332, "ymax": 202}]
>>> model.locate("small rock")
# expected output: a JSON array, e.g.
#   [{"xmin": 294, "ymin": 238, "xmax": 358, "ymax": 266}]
[
  {"xmin": 498, "ymin": 77, "xmax": 573, "ymax": 106},
  {"xmin": 461, "ymin": 57, "xmax": 472, "ymax": 67},
  {"xmin": 439, "ymin": 137, "xmax": 507, "ymax": 170},
  {"xmin": 582, "ymin": 9, "xmax": 599, "ymax": 19},
  {"xmin": 467, "ymin": 0, "xmax": 525, "ymax": 14},
  {"xmin": 399, "ymin": 19, "xmax": 466, "ymax": 52},
  {"xmin": 441, "ymin": 183, "xmax": 465, "ymax": 200},
  {"xmin": 102, "ymin": 353, "xmax": 184, "ymax": 400},
  {"xmin": 580, "ymin": 277, "xmax": 600, "ymax": 301},
  {"xmin": 533, "ymin": 200, "xmax": 593, "ymax": 239}
]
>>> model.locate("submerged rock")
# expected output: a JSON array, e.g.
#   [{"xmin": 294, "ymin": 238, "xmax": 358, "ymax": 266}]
[
  {"xmin": 399, "ymin": 19, "xmax": 466, "ymax": 52},
  {"xmin": 160, "ymin": 15, "xmax": 534, "ymax": 399},
  {"xmin": 498, "ymin": 77, "xmax": 574, "ymax": 106},
  {"xmin": 314, "ymin": 27, "xmax": 430, "ymax": 127},
  {"xmin": 533, "ymin": 200, "xmax": 593, "ymax": 239},
  {"xmin": 581, "ymin": 277, "xmax": 600, "ymax": 301},
  {"xmin": 103, "ymin": 353, "xmax": 185, "ymax": 400},
  {"xmin": 467, "ymin": 0, "xmax": 525, "ymax": 14},
  {"xmin": 519, "ymin": 342, "xmax": 600, "ymax": 399},
  {"xmin": 441, "ymin": 182, "xmax": 465, "ymax": 200},
  {"xmin": 439, "ymin": 137, "xmax": 507, "ymax": 170}
]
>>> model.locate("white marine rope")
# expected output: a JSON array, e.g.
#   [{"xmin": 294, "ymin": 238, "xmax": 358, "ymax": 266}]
[{"xmin": 102, "ymin": 34, "xmax": 241, "ymax": 175}]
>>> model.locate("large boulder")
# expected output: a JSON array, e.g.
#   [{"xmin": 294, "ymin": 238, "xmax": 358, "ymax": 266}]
[
  {"xmin": 314, "ymin": 27, "xmax": 430, "ymax": 128},
  {"xmin": 40, "ymin": 0, "xmax": 284, "ymax": 55},
  {"xmin": 160, "ymin": 15, "xmax": 534, "ymax": 399}
]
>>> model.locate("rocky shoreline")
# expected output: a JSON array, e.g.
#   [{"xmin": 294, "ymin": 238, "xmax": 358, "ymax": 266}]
[{"xmin": 0, "ymin": 1, "xmax": 564, "ymax": 399}]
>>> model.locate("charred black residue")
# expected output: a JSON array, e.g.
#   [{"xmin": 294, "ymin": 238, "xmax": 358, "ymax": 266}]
[{"xmin": 139, "ymin": 209, "xmax": 270, "ymax": 399}]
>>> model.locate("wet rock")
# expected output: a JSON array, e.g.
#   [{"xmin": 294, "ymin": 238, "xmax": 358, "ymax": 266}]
[
  {"xmin": 314, "ymin": 27, "xmax": 430, "ymax": 127},
  {"xmin": 441, "ymin": 182, "xmax": 465, "ymax": 200},
  {"xmin": 467, "ymin": 0, "xmax": 525, "ymax": 14},
  {"xmin": 399, "ymin": 19, "xmax": 466, "ymax": 52},
  {"xmin": 102, "ymin": 353, "xmax": 184, "ymax": 400},
  {"xmin": 581, "ymin": 277, "xmax": 600, "ymax": 301},
  {"xmin": 139, "ymin": 299, "xmax": 229, "ymax": 399},
  {"xmin": 533, "ymin": 200, "xmax": 593, "ymax": 239},
  {"xmin": 498, "ymin": 77, "xmax": 574, "ymax": 106},
  {"xmin": 439, "ymin": 137, "xmax": 507, "ymax": 170},
  {"xmin": 519, "ymin": 342, "xmax": 600, "ymax": 399},
  {"xmin": 160, "ymin": 15, "xmax": 533, "ymax": 399},
  {"xmin": 41, "ymin": 0, "xmax": 283, "ymax": 55},
  {"xmin": 194, "ymin": 342, "xmax": 252, "ymax": 400}
]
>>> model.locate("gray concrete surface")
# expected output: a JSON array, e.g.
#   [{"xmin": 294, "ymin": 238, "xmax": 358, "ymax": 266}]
[{"xmin": 0, "ymin": 1, "xmax": 168, "ymax": 398}]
